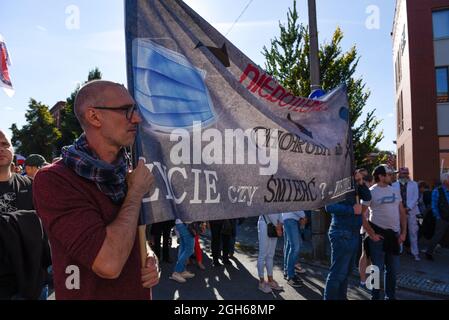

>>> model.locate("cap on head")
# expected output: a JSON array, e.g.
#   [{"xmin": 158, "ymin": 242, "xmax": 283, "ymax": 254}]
[
  {"xmin": 372, "ymin": 164, "xmax": 397, "ymax": 177},
  {"xmin": 399, "ymin": 167, "xmax": 409, "ymax": 175},
  {"xmin": 25, "ymin": 154, "xmax": 47, "ymax": 167}
]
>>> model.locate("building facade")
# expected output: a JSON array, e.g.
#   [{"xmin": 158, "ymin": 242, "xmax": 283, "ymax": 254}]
[
  {"xmin": 49, "ymin": 101, "xmax": 66, "ymax": 129},
  {"xmin": 393, "ymin": 0, "xmax": 449, "ymax": 184}
]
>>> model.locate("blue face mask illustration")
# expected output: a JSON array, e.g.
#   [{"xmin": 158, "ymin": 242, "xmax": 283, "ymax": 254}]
[{"xmin": 132, "ymin": 39, "xmax": 216, "ymax": 132}]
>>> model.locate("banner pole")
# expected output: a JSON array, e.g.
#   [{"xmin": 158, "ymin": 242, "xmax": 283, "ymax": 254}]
[
  {"xmin": 130, "ymin": 142, "xmax": 148, "ymax": 269},
  {"xmin": 138, "ymin": 225, "xmax": 148, "ymax": 268},
  {"xmin": 124, "ymin": 0, "xmax": 148, "ymax": 270}
]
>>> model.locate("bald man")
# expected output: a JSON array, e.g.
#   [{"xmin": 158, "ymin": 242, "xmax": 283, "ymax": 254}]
[{"xmin": 33, "ymin": 81, "xmax": 159, "ymax": 300}]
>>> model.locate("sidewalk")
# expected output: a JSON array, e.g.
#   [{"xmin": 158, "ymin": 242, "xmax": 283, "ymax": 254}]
[
  {"xmin": 396, "ymin": 240, "xmax": 449, "ymax": 298},
  {"xmin": 153, "ymin": 223, "xmax": 432, "ymax": 300},
  {"xmin": 233, "ymin": 217, "xmax": 449, "ymax": 299}
]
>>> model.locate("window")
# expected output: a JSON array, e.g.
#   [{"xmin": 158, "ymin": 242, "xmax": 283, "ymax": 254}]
[
  {"xmin": 401, "ymin": 25, "xmax": 407, "ymax": 55},
  {"xmin": 433, "ymin": 9, "xmax": 449, "ymax": 39},
  {"xmin": 440, "ymin": 138, "xmax": 449, "ymax": 173},
  {"xmin": 436, "ymin": 67, "xmax": 449, "ymax": 103},
  {"xmin": 397, "ymin": 92, "xmax": 404, "ymax": 135},
  {"xmin": 398, "ymin": 145, "xmax": 405, "ymax": 169},
  {"xmin": 440, "ymin": 137, "xmax": 449, "ymax": 150},
  {"xmin": 395, "ymin": 53, "xmax": 402, "ymax": 91}
]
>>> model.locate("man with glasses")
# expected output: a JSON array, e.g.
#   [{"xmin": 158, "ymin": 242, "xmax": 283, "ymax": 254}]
[
  {"xmin": 362, "ymin": 164, "xmax": 407, "ymax": 300},
  {"xmin": 33, "ymin": 80, "xmax": 159, "ymax": 299}
]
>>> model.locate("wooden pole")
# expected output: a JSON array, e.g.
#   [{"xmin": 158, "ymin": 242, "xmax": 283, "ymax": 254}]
[{"xmin": 138, "ymin": 224, "xmax": 147, "ymax": 268}]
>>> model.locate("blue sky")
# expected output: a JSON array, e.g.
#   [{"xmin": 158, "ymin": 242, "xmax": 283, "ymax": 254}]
[{"xmin": 0, "ymin": 0, "xmax": 396, "ymax": 151}]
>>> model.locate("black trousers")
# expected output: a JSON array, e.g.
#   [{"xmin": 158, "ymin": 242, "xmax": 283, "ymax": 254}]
[
  {"xmin": 210, "ymin": 220, "xmax": 231, "ymax": 261},
  {"xmin": 150, "ymin": 220, "xmax": 174, "ymax": 261}
]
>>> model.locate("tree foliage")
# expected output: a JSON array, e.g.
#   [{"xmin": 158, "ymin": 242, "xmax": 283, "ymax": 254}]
[
  {"xmin": 10, "ymin": 99, "xmax": 61, "ymax": 160},
  {"xmin": 262, "ymin": 0, "xmax": 384, "ymax": 168},
  {"xmin": 11, "ymin": 68, "xmax": 103, "ymax": 158},
  {"xmin": 56, "ymin": 67, "xmax": 103, "ymax": 153}
]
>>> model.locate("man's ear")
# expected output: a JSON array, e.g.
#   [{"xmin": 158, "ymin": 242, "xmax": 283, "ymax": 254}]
[{"xmin": 85, "ymin": 108, "xmax": 102, "ymax": 128}]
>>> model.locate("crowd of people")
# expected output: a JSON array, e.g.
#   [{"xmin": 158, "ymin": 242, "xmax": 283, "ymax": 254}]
[{"xmin": 1, "ymin": 80, "xmax": 449, "ymax": 300}]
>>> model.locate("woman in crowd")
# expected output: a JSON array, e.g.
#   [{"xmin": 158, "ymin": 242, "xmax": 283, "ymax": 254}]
[{"xmin": 257, "ymin": 213, "xmax": 283, "ymax": 293}]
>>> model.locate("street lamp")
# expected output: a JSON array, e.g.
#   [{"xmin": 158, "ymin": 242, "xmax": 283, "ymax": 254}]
[{"xmin": 308, "ymin": 0, "xmax": 320, "ymax": 92}]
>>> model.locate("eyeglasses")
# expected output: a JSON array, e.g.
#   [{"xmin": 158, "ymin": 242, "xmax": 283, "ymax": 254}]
[{"xmin": 93, "ymin": 104, "xmax": 138, "ymax": 120}]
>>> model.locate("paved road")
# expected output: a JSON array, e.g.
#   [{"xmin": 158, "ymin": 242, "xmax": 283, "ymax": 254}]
[{"xmin": 153, "ymin": 238, "xmax": 436, "ymax": 300}]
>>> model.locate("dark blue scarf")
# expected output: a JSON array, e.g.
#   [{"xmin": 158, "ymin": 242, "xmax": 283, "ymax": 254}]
[{"xmin": 62, "ymin": 134, "xmax": 130, "ymax": 204}]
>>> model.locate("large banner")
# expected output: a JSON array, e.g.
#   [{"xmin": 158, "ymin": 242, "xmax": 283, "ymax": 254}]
[{"xmin": 125, "ymin": 0, "xmax": 353, "ymax": 224}]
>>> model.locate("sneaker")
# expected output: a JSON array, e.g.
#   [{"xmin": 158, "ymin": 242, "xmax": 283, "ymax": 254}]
[
  {"xmin": 295, "ymin": 264, "xmax": 306, "ymax": 274},
  {"xmin": 180, "ymin": 270, "xmax": 195, "ymax": 279},
  {"xmin": 414, "ymin": 255, "xmax": 421, "ymax": 261},
  {"xmin": 283, "ymin": 273, "xmax": 288, "ymax": 280},
  {"xmin": 268, "ymin": 280, "xmax": 283, "ymax": 291},
  {"xmin": 170, "ymin": 272, "xmax": 187, "ymax": 283},
  {"xmin": 258, "ymin": 282, "xmax": 273, "ymax": 294},
  {"xmin": 287, "ymin": 276, "xmax": 304, "ymax": 288}
]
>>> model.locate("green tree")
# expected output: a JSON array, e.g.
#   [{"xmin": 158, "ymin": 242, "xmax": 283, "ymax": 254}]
[
  {"xmin": 10, "ymin": 99, "xmax": 61, "ymax": 160},
  {"xmin": 56, "ymin": 67, "xmax": 103, "ymax": 153},
  {"xmin": 262, "ymin": 0, "xmax": 384, "ymax": 168}
]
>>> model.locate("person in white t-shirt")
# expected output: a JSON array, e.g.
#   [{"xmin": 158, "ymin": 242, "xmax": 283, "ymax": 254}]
[{"xmin": 361, "ymin": 165, "xmax": 407, "ymax": 300}]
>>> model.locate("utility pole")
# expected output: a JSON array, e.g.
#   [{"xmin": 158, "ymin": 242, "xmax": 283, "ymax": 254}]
[
  {"xmin": 308, "ymin": 0, "xmax": 321, "ymax": 92},
  {"xmin": 308, "ymin": 0, "xmax": 329, "ymax": 264}
]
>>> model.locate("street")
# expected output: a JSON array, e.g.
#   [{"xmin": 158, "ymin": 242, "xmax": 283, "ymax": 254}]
[{"xmin": 153, "ymin": 236, "xmax": 436, "ymax": 300}]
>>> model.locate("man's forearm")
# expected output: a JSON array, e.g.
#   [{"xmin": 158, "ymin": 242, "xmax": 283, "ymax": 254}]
[
  {"xmin": 362, "ymin": 208, "xmax": 375, "ymax": 236},
  {"xmin": 93, "ymin": 192, "xmax": 143, "ymax": 278},
  {"xmin": 400, "ymin": 205, "xmax": 407, "ymax": 235}
]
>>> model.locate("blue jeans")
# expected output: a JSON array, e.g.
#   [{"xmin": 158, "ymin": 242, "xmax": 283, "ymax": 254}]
[
  {"xmin": 368, "ymin": 238, "xmax": 400, "ymax": 300},
  {"xmin": 174, "ymin": 224, "xmax": 195, "ymax": 273},
  {"xmin": 324, "ymin": 229, "xmax": 359, "ymax": 300},
  {"xmin": 283, "ymin": 219, "xmax": 301, "ymax": 279}
]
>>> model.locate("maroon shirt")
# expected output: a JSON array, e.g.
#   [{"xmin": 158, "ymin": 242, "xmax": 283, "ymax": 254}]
[{"xmin": 33, "ymin": 160, "xmax": 151, "ymax": 300}]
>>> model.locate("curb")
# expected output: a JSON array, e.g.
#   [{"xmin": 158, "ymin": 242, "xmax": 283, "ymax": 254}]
[
  {"xmin": 234, "ymin": 239, "xmax": 449, "ymax": 299},
  {"xmin": 396, "ymin": 273, "xmax": 449, "ymax": 299}
]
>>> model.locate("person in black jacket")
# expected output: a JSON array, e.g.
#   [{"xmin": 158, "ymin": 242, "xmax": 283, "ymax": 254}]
[
  {"xmin": 209, "ymin": 219, "xmax": 234, "ymax": 266},
  {"xmin": 150, "ymin": 220, "xmax": 175, "ymax": 263},
  {"xmin": 425, "ymin": 173, "xmax": 449, "ymax": 261},
  {"xmin": 0, "ymin": 130, "xmax": 51, "ymax": 300},
  {"xmin": 418, "ymin": 181, "xmax": 434, "ymax": 240},
  {"xmin": 0, "ymin": 210, "xmax": 51, "ymax": 299}
]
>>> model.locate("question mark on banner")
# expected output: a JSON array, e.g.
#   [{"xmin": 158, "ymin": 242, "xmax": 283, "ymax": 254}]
[{"xmin": 319, "ymin": 183, "xmax": 327, "ymax": 200}]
